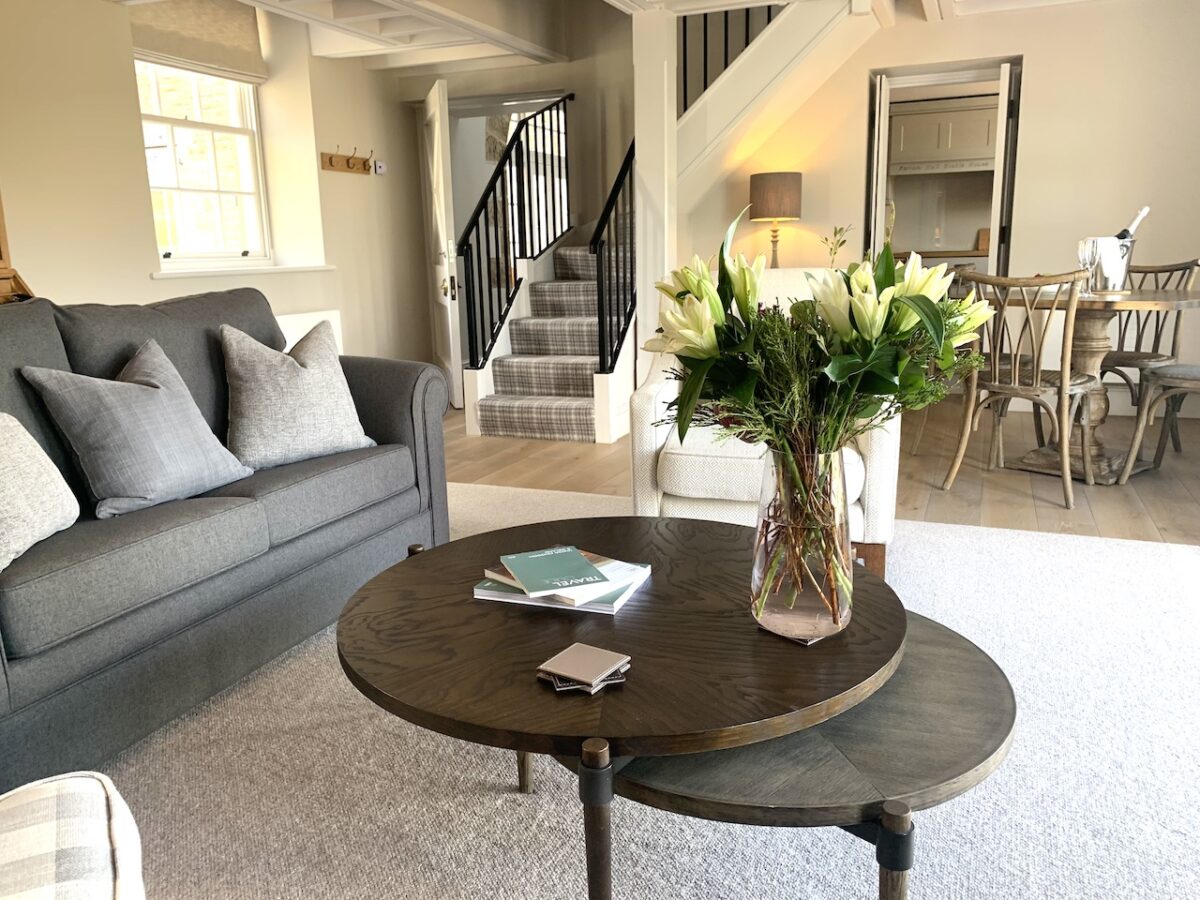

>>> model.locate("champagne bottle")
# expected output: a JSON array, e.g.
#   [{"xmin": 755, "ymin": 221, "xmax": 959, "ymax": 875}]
[{"xmin": 1115, "ymin": 206, "xmax": 1150, "ymax": 240}]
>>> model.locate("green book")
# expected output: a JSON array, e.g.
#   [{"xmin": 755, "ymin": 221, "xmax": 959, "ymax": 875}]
[
  {"xmin": 474, "ymin": 569, "xmax": 648, "ymax": 616},
  {"xmin": 498, "ymin": 546, "xmax": 609, "ymax": 597}
]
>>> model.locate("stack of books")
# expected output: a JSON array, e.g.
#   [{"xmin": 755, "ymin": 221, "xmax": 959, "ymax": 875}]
[
  {"xmin": 537, "ymin": 643, "xmax": 631, "ymax": 695},
  {"xmin": 473, "ymin": 545, "xmax": 650, "ymax": 615}
]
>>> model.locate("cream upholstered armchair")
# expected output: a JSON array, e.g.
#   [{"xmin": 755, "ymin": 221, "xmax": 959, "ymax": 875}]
[{"xmin": 629, "ymin": 270, "xmax": 901, "ymax": 575}]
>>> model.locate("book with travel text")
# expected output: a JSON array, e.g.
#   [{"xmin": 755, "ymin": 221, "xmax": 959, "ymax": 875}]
[
  {"xmin": 486, "ymin": 548, "xmax": 647, "ymax": 605},
  {"xmin": 493, "ymin": 546, "xmax": 609, "ymax": 597}
]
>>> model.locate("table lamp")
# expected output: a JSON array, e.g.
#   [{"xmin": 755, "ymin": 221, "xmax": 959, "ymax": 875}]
[{"xmin": 749, "ymin": 172, "xmax": 803, "ymax": 269}]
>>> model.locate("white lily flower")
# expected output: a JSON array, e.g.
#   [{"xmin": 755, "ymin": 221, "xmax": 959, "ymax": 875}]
[
  {"xmin": 655, "ymin": 257, "xmax": 725, "ymax": 327},
  {"xmin": 806, "ymin": 270, "xmax": 854, "ymax": 342},
  {"xmin": 643, "ymin": 293, "xmax": 720, "ymax": 359},
  {"xmin": 729, "ymin": 252, "xmax": 766, "ymax": 317},
  {"xmin": 850, "ymin": 279, "xmax": 893, "ymax": 343},
  {"xmin": 897, "ymin": 252, "xmax": 955, "ymax": 302},
  {"xmin": 947, "ymin": 289, "xmax": 994, "ymax": 347}
]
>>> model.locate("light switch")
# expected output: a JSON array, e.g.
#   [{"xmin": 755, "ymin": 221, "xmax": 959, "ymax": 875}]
[{"xmin": 373, "ymin": 160, "xmax": 388, "ymax": 175}]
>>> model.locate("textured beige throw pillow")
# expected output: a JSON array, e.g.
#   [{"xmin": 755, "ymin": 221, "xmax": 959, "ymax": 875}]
[
  {"xmin": 221, "ymin": 320, "xmax": 374, "ymax": 470},
  {"xmin": 0, "ymin": 413, "xmax": 80, "ymax": 572}
]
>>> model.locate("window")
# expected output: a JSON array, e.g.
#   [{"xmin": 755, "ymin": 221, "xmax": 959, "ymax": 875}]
[{"xmin": 135, "ymin": 60, "xmax": 270, "ymax": 265}]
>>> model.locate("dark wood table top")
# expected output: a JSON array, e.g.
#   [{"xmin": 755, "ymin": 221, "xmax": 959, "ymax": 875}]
[
  {"xmin": 609, "ymin": 612, "xmax": 1015, "ymax": 827},
  {"xmin": 337, "ymin": 518, "xmax": 908, "ymax": 757}
]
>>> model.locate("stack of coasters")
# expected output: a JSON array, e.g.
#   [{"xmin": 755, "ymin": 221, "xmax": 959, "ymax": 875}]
[{"xmin": 537, "ymin": 643, "xmax": 631, "ymax": 695}]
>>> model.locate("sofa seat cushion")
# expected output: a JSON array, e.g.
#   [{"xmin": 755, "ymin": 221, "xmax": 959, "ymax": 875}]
[
  {"xmin": 204, "ymin": 445, "xmax": 415, "ymax": 546},
  {"xmin": 0, "ymin": 498, "xmax": 268, "ymax": 659},
  {"xmin": 659, "ymin": 495, "xmax": 867, "ymax": 543},
  {"xmin": 657, "ymin": 427, "xmax": 866, "ymax": 506}
]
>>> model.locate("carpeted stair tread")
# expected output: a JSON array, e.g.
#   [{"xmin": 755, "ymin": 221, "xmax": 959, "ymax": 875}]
[
  {"xmin": 553, "ymin": 246, "xmax": 596, "ymax": 281},
  {"xmin": 477, "ymin": 394, "xmax": 595, "ymax": 442},
  {"xmin": 493, "ymin": 355, "xmax": 598, "ymax": 398},
  {"xmin": 509, "ymin": 317, "xmax": 598, "ymax": 355},
  {"xmin": 530, "ymin": 280, "xmax": 599, "ymax": 318}
]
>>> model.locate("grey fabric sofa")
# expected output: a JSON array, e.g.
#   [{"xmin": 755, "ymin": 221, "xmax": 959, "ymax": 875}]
[{"xmin": 0, "ymin": 289, "xmax": 448, "ymax": 791}]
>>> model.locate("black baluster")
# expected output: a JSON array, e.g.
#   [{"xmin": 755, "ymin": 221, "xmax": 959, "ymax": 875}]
[
  {"xmin": 681, "ymin": 16, "xmax": 689, "ymax": 113},
  {"xmin": 703, "ymin": 12, "xmax": 709, "ymax": 91},
  {"xmin": 463, "ymin": 242, "xmax": 478, "ymax": 368},
  {"xmin": 723, "ymin": 10, "xmax": 729, "ymax": 69}
]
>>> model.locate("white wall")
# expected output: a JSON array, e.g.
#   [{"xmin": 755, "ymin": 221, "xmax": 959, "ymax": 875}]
[
  {"xmin": 448, "ymin": 116, "xmax": 495, "ymax": 239},
  {"xmin": 0, "ymin": 0, "xmax": 431, "ymax": 362}
]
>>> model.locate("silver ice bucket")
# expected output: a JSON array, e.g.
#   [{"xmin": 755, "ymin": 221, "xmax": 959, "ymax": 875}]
[{"xmin": 1092, "ymin": 237, "xmax": 1136, "ymax": 292}]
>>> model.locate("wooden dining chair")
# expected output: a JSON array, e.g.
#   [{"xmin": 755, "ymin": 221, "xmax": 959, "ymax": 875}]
[
  {"xmin": 1118, "ymin": 365, "xmax": 1200, "ymax": 483},
  {"xmin": 1102, "ymin": 259, "xmax": 1199, "ymax": 454},
  {"xmin": 942, "ymin": 270, "xmax": 1094, "ymax": 508}
]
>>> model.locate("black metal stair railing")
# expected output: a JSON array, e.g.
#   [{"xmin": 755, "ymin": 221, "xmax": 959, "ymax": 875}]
[
  {"xmin": 592, "ymin": 141, "xmax": 635, "ymax": 375},
  {"xmin": 457, "ymin": 93, "xmax": 574, "ymax": 369},
  {"xmin": 678, "ymin": 4, "xmax": 785, "ymax": 115}
]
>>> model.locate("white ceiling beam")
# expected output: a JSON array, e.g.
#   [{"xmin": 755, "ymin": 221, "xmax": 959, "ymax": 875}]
[
  {"xmin": 241, "ymin": 0, "xmax": 394, "ymax": 45},
  {"xmin": 849, "ymin": 0, "xmax": 872, "ymax": 14},
  {"xmin": 362, "ymin": 41, "xmax": 514, "ymax": 69},
  {"xmin": 872, "ymin": 0, "xmax": 895, "ymax": 26},
  {"xmin": 329, "ymin": 0, "xmax": 395, "ymax": 18},
  {"xmin": 919, "ymin": 0, "xmax": 944, "ymax": 20},
  {"xmin": 376, "ymin": 15, "xmax": 442, "ymax": 36},
  {"xmin": 377, "ymin": 0, "xmax": 565, "ymax": 63}
]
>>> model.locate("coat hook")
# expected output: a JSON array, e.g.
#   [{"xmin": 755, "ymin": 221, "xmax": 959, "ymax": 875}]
[{"xmin": 365, "ymin": 149, "xmax": 374, "ymax": 163}]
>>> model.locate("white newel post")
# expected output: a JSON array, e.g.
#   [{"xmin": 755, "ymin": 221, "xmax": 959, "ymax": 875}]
[{"xmin": 632, "ymin": 9, "xmax": 678, "ymax": 387}]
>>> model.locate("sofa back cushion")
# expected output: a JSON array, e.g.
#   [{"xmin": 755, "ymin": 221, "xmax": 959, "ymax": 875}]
[
  {"xmin": 52, "ymin": 288, "xmax": 285, "ymax": 439},
  {"xmin": 0, "ymin": 300, "xmax": 77, "ymax": 483}
]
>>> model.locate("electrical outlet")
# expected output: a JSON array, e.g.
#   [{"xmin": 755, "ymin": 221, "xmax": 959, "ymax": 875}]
[{"xmin": 373, "ymin": 160, "xmax": 388, "ymax": 175}]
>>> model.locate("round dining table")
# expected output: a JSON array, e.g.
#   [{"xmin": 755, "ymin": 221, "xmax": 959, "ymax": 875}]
[{"xmin": 1011, "ymin": 288, "xmax": 1200, "ymax": 484}]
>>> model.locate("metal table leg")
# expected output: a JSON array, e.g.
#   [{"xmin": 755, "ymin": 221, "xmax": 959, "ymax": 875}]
[{"xmin": 578, "ymin": 738, "xmax": 614, "ymax": 900}]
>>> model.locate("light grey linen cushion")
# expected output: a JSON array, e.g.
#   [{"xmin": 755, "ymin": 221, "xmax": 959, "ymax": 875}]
[
  {"xmin": 221, "ymin": 320, "xmax": 374, "ymax": 469},
  {"xmin": 0, "ymin": 413, "xmax": 79, "ymax": 573},
  {"xmin": 21, "ymin": 340, "xmax": 253, "ymax": 518}
]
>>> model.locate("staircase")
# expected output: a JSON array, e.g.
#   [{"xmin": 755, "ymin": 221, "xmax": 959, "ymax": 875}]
[{"xmin": 478, "ymin": 246, "xmax": 601, "ymax": 442}]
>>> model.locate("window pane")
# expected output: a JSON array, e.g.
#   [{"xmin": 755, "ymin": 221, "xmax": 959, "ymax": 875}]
[
  {"xmin": 156, "ymin": 69, "xmax": 197, "ymax": 121},
  {"xmin": 135, "ymin": 62, "xmax": 159, "ymax": 115},
  {"xmin": 197, "ymin": 74, "xmax": 244, "ymax": 128},
  {"xmin": 176, "ymin": 192, "xmax": 224, "ymax": 254},
  {"xmin": 150, "ymin": 190, "xmax": 177, "ymax": 255},
  {"xmin": 173, "ymin": 127, "xmax": 217, "ymax": 190},
  {"xmin": 213, "ymin": 132, "xmax": 255, "ymax": 192},
  {"xmin": 143, "ymin": 121, "xmax": 176, "ymax": 188},
  {"xmin": 219, "ymin": 194, "xmax": 263, "ymax": 255}
]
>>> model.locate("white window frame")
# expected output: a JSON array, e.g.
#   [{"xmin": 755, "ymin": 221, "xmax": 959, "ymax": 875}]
[{"xmin": 135, "ymin": 58, "xmax": 273, "ymax": 269}]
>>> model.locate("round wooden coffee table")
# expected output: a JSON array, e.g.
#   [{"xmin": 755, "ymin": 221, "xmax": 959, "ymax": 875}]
[{"xmin": 337, "ymin": 518, "xmax": 1009, "ymax": 900}]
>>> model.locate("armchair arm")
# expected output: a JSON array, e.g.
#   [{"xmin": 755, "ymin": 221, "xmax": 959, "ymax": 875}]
[
  {"xmin": 853, "ymin": 414, "xmax": 902, "ymax": 545},
  {"xmin": 340, "ymin": 357, "xmax": 449, "ymax": 546},
  {"xmin": 630, "ymin": 358, "xmax": 680, "ymax": 517}
]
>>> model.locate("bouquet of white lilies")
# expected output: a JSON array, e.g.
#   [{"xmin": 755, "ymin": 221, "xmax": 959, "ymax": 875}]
[
  {"xmin": 647, "ymin": 209, "xmax": 992, "ymax": 453},
  {"xmin": 647, "ymin": 210, "xmax": 993, "ymax": 637}
]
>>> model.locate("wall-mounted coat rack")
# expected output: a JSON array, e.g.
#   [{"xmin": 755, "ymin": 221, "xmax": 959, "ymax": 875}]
[{"xmin": 321, "ymin": 146, "xmax": 373, "ymax": 175}]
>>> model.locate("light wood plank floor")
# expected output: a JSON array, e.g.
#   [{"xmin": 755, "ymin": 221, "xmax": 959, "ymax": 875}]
[{"xmin": 443, "ymin": 403, "xmax": 1200, "ymax": 545}]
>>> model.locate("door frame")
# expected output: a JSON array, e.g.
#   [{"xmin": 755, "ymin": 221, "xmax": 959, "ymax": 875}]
[{"xmin": 864, "ymin": 58, "xmax": 1023, "ymax": 274}]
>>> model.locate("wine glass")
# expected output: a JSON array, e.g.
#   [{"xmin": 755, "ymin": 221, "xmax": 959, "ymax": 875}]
[{"xmin": 1077, "ymin": 238, "xmax": 1100, "ymax": 294}]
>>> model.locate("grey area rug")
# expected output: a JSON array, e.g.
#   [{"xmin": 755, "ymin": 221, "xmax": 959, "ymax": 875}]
[{"xmin": 104, "ymin": 483, "xmax": 1200, "ymax": 899}]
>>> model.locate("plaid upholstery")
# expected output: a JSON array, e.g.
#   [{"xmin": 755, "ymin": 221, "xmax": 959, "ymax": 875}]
[
  {"xmin": 478, "ymin": 395, "xmax": 595, "ymax": 442},
  {"xmin": 552, "ymin": 246, "xmax": 596, "ymax": 281},
  {"xmin": 0, "ymin": 772, "xmax": 144, "ymax": 900},
  {"xmin": 493, "ymin": 355, "xmax": 597, "ymax": 398},
  {"xmin": 529, "ymin": 281, "xmax": 599, "ymax": 318},
  {"xmin": 509, "ymin": 318, "xmax": 598, "ymax": 356}
]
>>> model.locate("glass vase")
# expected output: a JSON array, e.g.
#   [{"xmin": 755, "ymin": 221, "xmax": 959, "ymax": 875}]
[{"xmin": 751, "ymin": 448, "xmax": 853, "ymax": 644}]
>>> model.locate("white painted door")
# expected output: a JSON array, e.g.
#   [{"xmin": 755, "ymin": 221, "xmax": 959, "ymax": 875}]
[
  {"xmin": 419, "ymin": 80, "xmax": 463, "ymax": 408},
  {"xmin": 987, "ymin": 63, "xmax": 1013, "ymax": 276},
  {"xmin": 869, "ymin": 73, "xmax": 892, "ymax": 258}
]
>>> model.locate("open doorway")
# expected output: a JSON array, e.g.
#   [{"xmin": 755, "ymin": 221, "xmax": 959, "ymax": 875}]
[{"xmin": 865, "ymin": 59, "xmax": 1022, "ymax": 277}]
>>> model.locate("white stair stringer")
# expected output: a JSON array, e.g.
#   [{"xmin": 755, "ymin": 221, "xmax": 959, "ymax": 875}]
[{"xmin": 676, "ymin": 0, "xmax": 882, "ymax": 221}]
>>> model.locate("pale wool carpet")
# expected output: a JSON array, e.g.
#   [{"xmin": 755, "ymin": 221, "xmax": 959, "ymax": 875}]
[{"xmin": 103, "ymin": 484, "xmax": 1200, "ymax": 899}]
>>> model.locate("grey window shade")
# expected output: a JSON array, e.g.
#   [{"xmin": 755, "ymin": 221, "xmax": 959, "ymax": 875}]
[{"xmin": 130, "ymin": 0, "xmax": 267, "ymax": 83}]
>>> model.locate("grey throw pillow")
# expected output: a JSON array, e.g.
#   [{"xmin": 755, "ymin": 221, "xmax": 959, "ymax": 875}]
[
  {"xmin": 22, "ymin": 340, "xmax": 252, "ymax": 518},
  {"xmin": 0, "ymin": 413, "xmax": 79, "ymax": 572},
  {"xmin": 221, "ymin": 320, "xmax": 374, "ymax": 469}
]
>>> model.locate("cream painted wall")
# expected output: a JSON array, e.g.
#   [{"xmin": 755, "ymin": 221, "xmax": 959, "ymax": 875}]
[
  {"xmin": 392, "ymin": 0, "xmax": 633, "ymax": 234},
  {"xmin": 0, "ymin": 0, "xmax": 430, "ymax": 362},
  {"xmin": 691, "ymin": 0, "xmax": 1200, "ymax": 279}
]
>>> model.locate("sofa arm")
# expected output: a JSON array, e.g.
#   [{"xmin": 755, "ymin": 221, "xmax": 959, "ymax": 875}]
[
  {"xmin": 630, "ymin": 357, "xmax": 681, "ymax": 517},
  {"xmin": 853, "ymin": 414, "xmax": 901, "ymax": 545},
  {"xmin": 341, "ymin": 357, "xmax": 449, "ymax": 546}
]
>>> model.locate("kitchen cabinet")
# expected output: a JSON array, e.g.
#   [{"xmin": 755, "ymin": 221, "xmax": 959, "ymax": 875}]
[{"xmin": 889, "ymin": 97, "xmax": 999, "ymax": 172}]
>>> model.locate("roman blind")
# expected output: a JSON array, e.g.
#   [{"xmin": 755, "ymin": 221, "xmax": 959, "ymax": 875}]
[{"xmin": 130, "ymin": 0, "xmax": 267, "ymax": 83}]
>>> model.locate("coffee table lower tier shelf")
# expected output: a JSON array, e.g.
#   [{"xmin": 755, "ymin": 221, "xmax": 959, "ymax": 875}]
[{"xmin": 560, "ymin": 613, "xmax": 1015, "ymax": 900}]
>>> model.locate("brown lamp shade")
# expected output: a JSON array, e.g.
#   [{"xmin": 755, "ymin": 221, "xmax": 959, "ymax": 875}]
[{"xmin": 749, "ymin": 172, "xmax": 803, "ymax": 222}]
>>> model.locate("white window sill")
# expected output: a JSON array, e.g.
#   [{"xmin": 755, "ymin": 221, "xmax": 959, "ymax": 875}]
[{"xmin": 150, "ymin": 264, "xmax": 335, "ymax": 280}]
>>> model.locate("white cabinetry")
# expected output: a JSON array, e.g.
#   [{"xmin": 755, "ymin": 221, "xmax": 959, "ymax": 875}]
[{"xmin": 889, "ymin": 97, "xmax": 999, "ymax": 174}]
